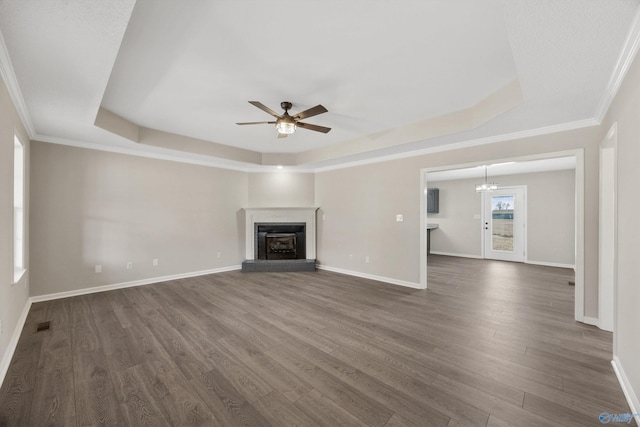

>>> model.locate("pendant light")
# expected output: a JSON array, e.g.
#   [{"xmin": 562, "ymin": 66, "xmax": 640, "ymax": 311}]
[{"xmin": 475, "ymin": 165, "xmax": 498, "ymax": 192}]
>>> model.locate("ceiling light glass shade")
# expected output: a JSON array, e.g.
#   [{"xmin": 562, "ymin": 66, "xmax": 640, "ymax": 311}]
[
  {"xmin": 475, "ymin": 165, "xmax": 499, "ymax": 192},
  {"xmin": 276, "ymin": 121, "xmax": 296, "ymax": 135},
  {"xmin": 475, "ymin": 182, "xmax": 499, "ymax": 192}
]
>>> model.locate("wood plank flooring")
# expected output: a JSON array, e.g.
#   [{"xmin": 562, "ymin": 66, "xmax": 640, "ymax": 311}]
[{"xmin": 0, "ymin": 255, "xmax": 634, "ymax": 426}]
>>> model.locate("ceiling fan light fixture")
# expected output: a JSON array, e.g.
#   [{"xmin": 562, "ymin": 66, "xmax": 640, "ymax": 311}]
[{"xmin": 276, "ymin": 121, "xmax": 296, "ymax": 135}]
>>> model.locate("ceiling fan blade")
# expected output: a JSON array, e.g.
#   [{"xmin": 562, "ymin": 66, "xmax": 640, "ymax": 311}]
[
  {"xmin": 236, "ymin": 121, "xmax": 276, "ymax": 125},
  {"xmin": 297, "ymin": 122, "xmax": 331, "ymax": 133},
  {"xmin": 277, "ymin": 133, "xmax": 288, "ymax": 139},
  {"xmin": 248, "ymin": 101, "xmax": 282, "ymax": 118},
  {"xmin": 293, "ymin": 104, "xmax": 328, "ymax": 120}
]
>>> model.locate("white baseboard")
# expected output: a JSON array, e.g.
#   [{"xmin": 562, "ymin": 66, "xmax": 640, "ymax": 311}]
[
  {"xmin": 429, "ymin": 251, "xmax": 483, "ymax": 259},
  {"xmin": 30, "ymin": 265, "xmax": 242, "ymax": 303},
  {"xmin": 317, "ymin": 265, "xmax": 423, "ymax": 289},
  {"xmin": 582, "ymin": 316, "xmax": 600, "ymax": 327},
  {"xmin": 612, "ymin": 356, "xmax": 640, "ymax": 425},
  {"xmin": 0, "ymin": 298, "xmax": 32, "ymax": 388},
  {"xmin": 525, "ymin": 260, "xmax": 576, "ymax": 269}
]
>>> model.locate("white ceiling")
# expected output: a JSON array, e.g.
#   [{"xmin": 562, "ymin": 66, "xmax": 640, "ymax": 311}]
[{"xmin": 0, "ymin": 0, "xmax": 639, "ymax": 170}]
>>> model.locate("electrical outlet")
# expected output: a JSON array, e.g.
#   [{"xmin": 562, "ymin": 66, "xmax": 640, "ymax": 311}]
[
  {"xmin": 95, "ymin": 264, "xmax": 102, "ymax": 273},
  {"xmin": 152, "ymin": 258, "xmax": 159, "ymax": 267},
  {"xmin": 365, "ymin": 256, "xmax": 370, "ymax": 264},
  {"xmin": 126, "ymin": 262, "xmax": 133, "ymax": 270},
  {"xmin": 217, "ymin": 252, "xmax": 222, "ymax": 259},
  {"xmin": 349, "ymin": 254, "xmax": 353, "ymax": 260},
  {"xmin": 396, "ymin": 214, "xmax": 404, "ymax": 222}
]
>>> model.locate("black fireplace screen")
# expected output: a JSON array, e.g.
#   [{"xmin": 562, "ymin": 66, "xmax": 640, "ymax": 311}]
[{"xmin": 255, "ymin": 223, "xmax": 306, "ymax": 260}]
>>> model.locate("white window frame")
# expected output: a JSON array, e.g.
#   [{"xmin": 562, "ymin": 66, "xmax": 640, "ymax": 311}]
[{"xmin": 13, "ymin": 134, "xmax": 26, "ymax": 284}]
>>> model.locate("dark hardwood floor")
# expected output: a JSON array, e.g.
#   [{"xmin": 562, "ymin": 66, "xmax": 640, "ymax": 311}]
[{"xmin": 0, "ymin": 255, "xmax": 634, "ymax": 426}]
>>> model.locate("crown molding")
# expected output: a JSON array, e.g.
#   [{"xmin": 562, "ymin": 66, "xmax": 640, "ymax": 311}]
[
  {"xmin": 32, "ymin": 133, "xmax": 317, "ymax": 173},
  {"xmin": 594, "ymin": 6, "xmax": 640, "ymax": 123},
  {"xmin": 311, "ymin": 118, "xmax": 599, "ymax": 172},
  {"xmin": 0, "ymin": 29, "xmax": 35, "ymax": 137},
  {"xmin": 32, "ymin": 117, "xmax": 598, "ymax": 174},
  {"xmin": 32, "ymin": 133, "xmax": 256, "ymax": 172}
]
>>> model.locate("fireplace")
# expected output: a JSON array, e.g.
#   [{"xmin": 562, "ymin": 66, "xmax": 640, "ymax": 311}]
[
  {"xmin": 242, "ymin": 207, "xmax": 318, "ymax": 272},
  {"xmin": 255, "ymin": 223, "xmax": 306, "ymax": 260}
]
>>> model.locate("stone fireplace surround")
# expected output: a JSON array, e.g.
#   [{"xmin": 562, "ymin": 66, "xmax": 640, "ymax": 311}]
[{"xmin": 242, "ymin": 207, "xmax": 318, "ymax": 272}]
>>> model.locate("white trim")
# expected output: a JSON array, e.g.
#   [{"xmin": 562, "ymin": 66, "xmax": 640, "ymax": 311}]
[
  {"xmin": 0, "ymin": 299, "xmax": 32, "ymax": 388},
  {"xmin": 33, "ymin": 134, "xmax": 322, "ymax": 173},
  {"xmin": 34, "ymin": 134, "xmax": 258, "ymax": 172},
  {"xmin": 317, "ymin": 265, "xmax": 423, "ymax": 289},
  {"xmin": 420, "ymin": 170, "xmax": 427, "ymax": 288},
  {"xmin": 422, "ymin": 149, "xmax": 585, "ymax": 323},
  {"xmin": 525, "ymin": 260, "xmax": 575, "ymax": 269},
  {"xmin": 574, "ymin": 149, "xmax": 585, "ymax": 322},
  {"xmin": 429, "ymin": 251, "xmax": 483, "ymax": 259},
  {"xmin": 582, "ymin": 316, "xmax": 600, "ymax": 327},
  {"xmin": 32, "ymin": 119, "xmax": 598, "ymax": 175},
  {"xmin": 0, "ymin": 30, "xmax": 35, "ymax": 137},
  {"xmin": 599, "ymin": 126, "xmax": 618, "ymax": 333},
  {"xmin": 313, "ymin": 119, "xmax": 597, "ymax": 173},
  {"xmin": 594, "ymin": 7, "xmax": 640, "ymax": 123},
  {"xmin": 612, "ymin": 356, "xmax": 640, "ymax": 426},
  {"xmin": 29, "ymin": 265, "xmax": 241, "ymax": 303}
]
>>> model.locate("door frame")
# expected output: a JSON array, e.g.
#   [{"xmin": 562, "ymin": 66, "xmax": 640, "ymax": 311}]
[
  {"xmin": 599, "ymin": 123, "xmax": 618, "ymax": 334},
  {"xmin": 421, "ymin": 148, "xmax": 585, "ymax": 322},
  {"xmin": 481, "ymin": 186, "xmax": 527, "ymax": 262}
]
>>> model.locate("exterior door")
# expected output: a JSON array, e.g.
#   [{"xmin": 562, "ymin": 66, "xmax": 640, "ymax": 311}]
[{"xmin": 483, "ymin": 187, "xmax": 525, "ymax": 262}]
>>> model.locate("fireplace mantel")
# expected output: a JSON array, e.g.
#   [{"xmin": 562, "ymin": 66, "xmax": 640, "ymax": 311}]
[{"xmin": 243, "ymin": 207, "xmax": 319, "ymax": 260}]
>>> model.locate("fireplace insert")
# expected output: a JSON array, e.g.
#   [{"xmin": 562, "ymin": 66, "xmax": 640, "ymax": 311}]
[{"xmin": 255, "ymin": 223, "xmax": 306, "ymax": 260}]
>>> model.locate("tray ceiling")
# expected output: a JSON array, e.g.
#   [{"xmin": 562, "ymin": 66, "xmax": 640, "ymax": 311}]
[{"xmin": 0, "ymin": 0, "xmax": 638, "ymax": 170}]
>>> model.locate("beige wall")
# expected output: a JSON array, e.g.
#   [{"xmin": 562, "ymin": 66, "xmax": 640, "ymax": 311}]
[
  {"xmin": 602, "ymin": 38, "xmax": 640, "ymax": 411},
  {"xmin": 248, "ymin": 172, "xmax": 315, "ymax": 207},
  {"xmin": 429, "ymin": 169, "xmax": 575, "ymax": 266},
  {"xmin": 427, "ymin": 180, "xmax": 482, "ymax": 257},
  {"xmin": 315, "ymin": 126, "xmax": 600, "ymax": 315},
  {"xmin": 0, "ymin": 77, "xmax": 30, "ymax": 378},
  {"xmin": 29, "ymin": 142, "xmax": 248, "ymax": 296}
]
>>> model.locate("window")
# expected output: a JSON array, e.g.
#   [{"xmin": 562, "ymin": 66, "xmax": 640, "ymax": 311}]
[{"xmin": 14, "ymin": 135, "xmax": 25, "ymax": 283}]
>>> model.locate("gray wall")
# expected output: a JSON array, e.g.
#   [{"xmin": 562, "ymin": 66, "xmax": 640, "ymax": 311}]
[
  {"xmin": 315, "ymin": 126, "xmax": 600, "ymax": 315},
  {"xmin": 29, "ymin": 142, "xmax": 248, "ymax": 296},
  {"xmin": 0, "ymin": 76, "xmax": 30, "ymax": 377},
  {"xmin": 429, "ymin": 169, "xmax": 575, "ymax": 266},
  {"xmin": 248, "ymin": 172, "xmax": 315, "ymax": 207},
  {"xmin": 602, "ymin": 36, "xmax": 640, "ymax": 413},
  {"xmin": 427, "ymin": 181, "xmax": 482, "ymax": 258}
]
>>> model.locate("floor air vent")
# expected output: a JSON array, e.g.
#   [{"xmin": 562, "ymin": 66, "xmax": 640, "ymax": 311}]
[{"xmin": 36, "ymin": 321, "xmax": 51, "ymax": 332}]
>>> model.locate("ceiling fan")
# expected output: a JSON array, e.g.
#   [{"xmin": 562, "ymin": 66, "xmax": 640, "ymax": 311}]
[{"xmin": 236, "ymin": 101, "xmax": 331, "ymax": 138}]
